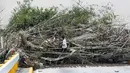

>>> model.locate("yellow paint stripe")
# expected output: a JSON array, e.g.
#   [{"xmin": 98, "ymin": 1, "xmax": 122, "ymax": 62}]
[
  {"xmin": 0, "ymin": 64, "xmax": 3, "ymax": 67},
  {"xmin": 8, "ymin": 62, "xmax": 18, "ymax": 73},
  {"xmin": 4, "ymin": 60, "xmax": 9, "ymax": 63},
  {"xmin": 28, "ymin": 67, "xmax": 33, "ymax": 73},
  {"xmin": 8, "ymin": 57, "xmax": 12, "ymax": 60},
  {"xmin": 11, "ymin": 54, "xmax": 16, "ymax": 57}
]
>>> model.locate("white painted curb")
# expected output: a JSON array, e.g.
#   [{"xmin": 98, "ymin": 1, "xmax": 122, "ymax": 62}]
[{"xmin": 0, "ymin": 53, "xmax": 19, "ymax": 73}]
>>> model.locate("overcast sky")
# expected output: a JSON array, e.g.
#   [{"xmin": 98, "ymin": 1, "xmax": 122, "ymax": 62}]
[{"xmin": 0, "ymin": 0, "xmax": 130, "ymax": 28}]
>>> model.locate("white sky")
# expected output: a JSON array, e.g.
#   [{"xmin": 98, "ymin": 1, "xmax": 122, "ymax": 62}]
[{"xmin": 0, "ymin": 0, "xmax": 130, "ymax": 28}]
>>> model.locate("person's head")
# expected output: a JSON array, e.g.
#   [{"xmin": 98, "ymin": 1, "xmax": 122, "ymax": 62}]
[
  {"xmin": 11, "ymin": 49, "xmax": 15, "ymax": 55},
  {"xmin": 61, "ymin": 35, "xmax": 65, "ymax": 39}
]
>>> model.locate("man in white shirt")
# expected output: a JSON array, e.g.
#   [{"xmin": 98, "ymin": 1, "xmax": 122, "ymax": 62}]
[{"xmin": 62, "ymin": 36, "xmax": 67, "ymax": 49}]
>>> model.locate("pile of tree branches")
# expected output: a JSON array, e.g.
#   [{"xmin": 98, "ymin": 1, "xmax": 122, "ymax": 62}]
[{"xmin": 2, "ymin": 0, "xmax": 130, "ymax": 69}]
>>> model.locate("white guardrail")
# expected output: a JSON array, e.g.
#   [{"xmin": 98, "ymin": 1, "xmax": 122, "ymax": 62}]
[{"xmin": 0, "ymin": 53, "xmax": 19, "ymax": 73}]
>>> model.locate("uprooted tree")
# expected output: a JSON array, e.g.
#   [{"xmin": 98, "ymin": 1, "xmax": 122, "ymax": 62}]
[{"xmin": 2, "ymin": 0, "xmax": 130, "ymax": 69}]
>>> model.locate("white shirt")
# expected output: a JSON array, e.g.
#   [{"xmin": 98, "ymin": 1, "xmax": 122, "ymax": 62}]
[{"xmin": 62, "ymin": 38, "xmax": 67, "ymax": 48}]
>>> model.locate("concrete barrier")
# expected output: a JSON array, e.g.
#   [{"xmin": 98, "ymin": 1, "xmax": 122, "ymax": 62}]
[{"xmin": 0, "ymin": 53, "xmax": 19, "ymax": 73}]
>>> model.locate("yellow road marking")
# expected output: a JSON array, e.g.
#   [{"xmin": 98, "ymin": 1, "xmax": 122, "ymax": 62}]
[
  {"xmin": 28, "ymin": 67, "xmax": 33, "ymax": 73},
  {"xmin": 0, "ymin": 64, "xmax": 3, "ymax": 67},
  {"xmin": 4, "ymin": 60, "xmax": 9, "ymax": 63}
]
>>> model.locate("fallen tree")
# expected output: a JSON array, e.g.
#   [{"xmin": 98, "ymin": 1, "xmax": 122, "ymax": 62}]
[{"xmin": 2, "ymin": 0, "xmax": 130, "ymax": 69}]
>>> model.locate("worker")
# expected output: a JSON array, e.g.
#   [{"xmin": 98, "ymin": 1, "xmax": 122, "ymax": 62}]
[
  {"xmin": 19, "ymin": 55, "xmax": 27, "ymax": 67},
  {"xmin": 62, "ymin": 36, "xmax": 67, "ymax": 50},
  {"xmin": 5, "ymin": 47, "xmax": 16, "ymax": 59}
]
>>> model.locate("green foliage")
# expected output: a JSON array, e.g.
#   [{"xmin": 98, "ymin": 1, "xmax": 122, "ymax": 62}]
[
  {"xmin": 7, "ymin": 0, "xmax": 57, "ymax": 32},
  {"xmin": 7, "ymin": 0, "xmax": 116, "ymax": 35},
  {"xmin": 36, "ymin": 4, "xmax": 115, "ymax": 30},
  {"xmin": 39, "ymin": 4, "xmax": 96, "ymax": 30}
]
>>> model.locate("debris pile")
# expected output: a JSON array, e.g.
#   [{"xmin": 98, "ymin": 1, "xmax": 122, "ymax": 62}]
[
  {"xmin": 4, "ymin": 23, "xmax": 130, "ymax": 68},
  {"xmin": 2, "ymin": 3, "xmax": 130, "ymax": 68}
]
